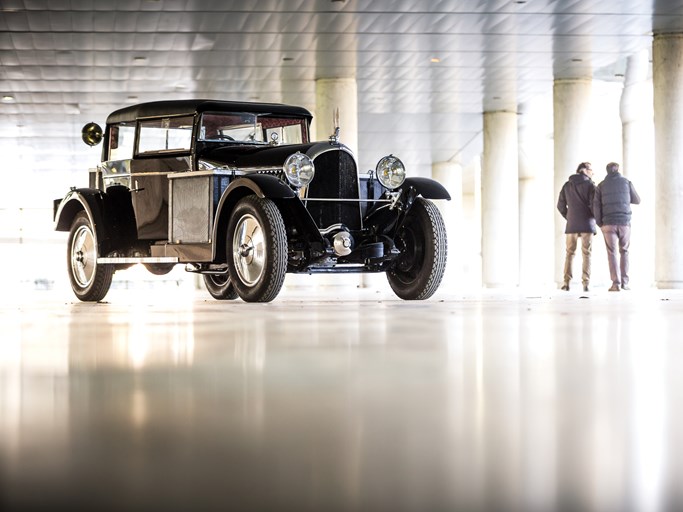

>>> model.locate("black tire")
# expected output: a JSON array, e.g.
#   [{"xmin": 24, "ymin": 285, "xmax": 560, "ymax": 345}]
[
  {"xmin": 144, "ymin": 263, "xmax": 175, "ymax": 276},
  {"xmin": 387, "ymin": 198, "xmax": 447, "ymax": 300},
  {"xmin": 203, "ymin": 273, "xmax": 239, "ymax": 300},
  {"xmin": 67, "ymin": 211, "xmax": 114, "ymax": 302},
  {"xmin": 226, "ymin": 195, "xmax": 287, "ymax": 303}
]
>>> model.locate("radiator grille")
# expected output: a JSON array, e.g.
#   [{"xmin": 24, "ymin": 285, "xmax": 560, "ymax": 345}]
[{"xmin": 306, "ymin": 150, "xmax": 361, "ymax": 230}]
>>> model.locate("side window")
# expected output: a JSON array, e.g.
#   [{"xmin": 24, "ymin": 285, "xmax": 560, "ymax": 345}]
[
  {"xmin": 138, "ymin": 116, "xmax": 193, "ymax": 154},
  {"xmin": 108, "ymin": 122, "xmax": 135, "ymax": 161}
]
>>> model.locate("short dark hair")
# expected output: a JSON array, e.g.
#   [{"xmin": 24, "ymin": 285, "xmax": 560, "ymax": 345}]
[
  {"xmin": 606, "ymin": 162, "xmax": 620, "ymax": 174},
  {"xmin": 576, "ymin": 162, "xmax": 591, "ymax": 173}
]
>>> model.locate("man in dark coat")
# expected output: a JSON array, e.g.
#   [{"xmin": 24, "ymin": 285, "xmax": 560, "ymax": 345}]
[
  {"xmin": 593, "ymin": 162, "xmax": 641, "ymax": 291},
  {"xmin": 557, "ymin": 162, "xmax": 597, "ymax": 292}
]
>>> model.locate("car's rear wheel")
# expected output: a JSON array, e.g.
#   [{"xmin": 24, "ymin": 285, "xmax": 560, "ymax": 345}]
[
  {"xmin": 144, "ymin": 263, "xmax": 175, "ymax": 276},
  {"xmin": 387, "ymin": 198, "xmax": 447, "ymax": 300},
  {"xmin": 203, "ymin": 273, "xmax": 238, "ymax": 300},
  {"xmin": 227, "ymin": 195, "xmax": 287, "ymax": 303},
  {"xmin": 67, "ymin": 211, "xmax": 114, "ymax": 302}
]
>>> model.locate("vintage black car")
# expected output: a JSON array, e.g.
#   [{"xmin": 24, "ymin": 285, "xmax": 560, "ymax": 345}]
[{"xmin": 54, "ymin": 99, "xmax": 450, "ymax": 302}]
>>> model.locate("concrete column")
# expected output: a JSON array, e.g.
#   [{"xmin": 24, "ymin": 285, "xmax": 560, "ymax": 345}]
[
  {"xmin": 519, "ymin": 154, "xmax": 554, "ymax": 290},
  {"xmin": 653, "ymin": 33, "xmax": 683, "ymax": 288},
  {"xmin": 482, "ymin": 111, "xmax": 519, "ymax": 288},
  {"xmin": 315, "ymin": 78, "xmax": 358, "ymax": 155},
  {"xmin": 462, "ymin": 158, "xmax": 482, "ymax": 290},
  {"xmin": 553, "ymin": 79, "xmax": 592, "ymax": 285},
  {"xmin": 312, "ymin": 78, "xmax": 362, "ymax": 290},
  {"xmin": 280, "ymin": 79, "xmax": 317, "ymax": 142},
  {"xmin": 432, "ymin": 161, "xmax": 463, "ymax": 291},
  {"xmin": 620, "ymin": 50, "xmax": 655, "ymax": 287}
]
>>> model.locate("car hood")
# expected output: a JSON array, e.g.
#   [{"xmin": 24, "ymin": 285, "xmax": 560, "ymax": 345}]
[{"xmin": 197, "ymin": 141, "xmax": 342, "ymax": 169}]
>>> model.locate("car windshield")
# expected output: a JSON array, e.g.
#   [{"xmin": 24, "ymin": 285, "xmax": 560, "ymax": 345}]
[{"xmin": 199, "ymin": 112, "xmax": 307, "ymax": 145}]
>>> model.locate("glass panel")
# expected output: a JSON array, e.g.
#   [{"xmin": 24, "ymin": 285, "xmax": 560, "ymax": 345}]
[
  {"xmin": 108, "ymin": 122, "xmax": 136, "ymax": 161},
  {"xmin": 199, "ymin": 113, "xmax": 261, "ymax": 143},
  {"xmin": 138, "ymin": 116, "xmax": 193, "ymax": 154},
  {"xmin": 266, "ymin": 124, "xmax": 303, "ymax": 144},
  {"xmin": 199, "ymin": 113, "xmax": 307, "ymax": 144}
]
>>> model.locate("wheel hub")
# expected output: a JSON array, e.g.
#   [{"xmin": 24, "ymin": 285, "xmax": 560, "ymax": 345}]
[
  {"xmin": 71, "ymin": 224, "xmax": 96, "ymax": 288},
  {"xmin": 239, "ymin": 243, "xmax": 254, "ymax": 257},
  {"xmin": 232, "ymin": 213, "xmax": 265, "ymax": 287}
]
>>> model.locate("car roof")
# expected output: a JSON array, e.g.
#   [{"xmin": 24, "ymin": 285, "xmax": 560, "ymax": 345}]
[{"xmin": 106, "ymin": 99, "xmax": 313, "ymax": 124}]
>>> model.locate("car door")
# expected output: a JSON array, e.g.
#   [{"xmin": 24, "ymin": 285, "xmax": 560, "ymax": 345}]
[{"xmin": 132, "ymin": 115, "xmax": 194, "ymax": 240}]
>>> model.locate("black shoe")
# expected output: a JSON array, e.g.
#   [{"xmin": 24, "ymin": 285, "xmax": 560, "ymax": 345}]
[
  {"xmin": 583, "ymin": 285, "xmax": 590, "ymax": 292},
  {"xmin": 621, "ymin": 285, "xmax": 630, "ymax": 291},
  {"xmin": 561, "ymin": 284, "xmax": 570, "ymax": 291}
]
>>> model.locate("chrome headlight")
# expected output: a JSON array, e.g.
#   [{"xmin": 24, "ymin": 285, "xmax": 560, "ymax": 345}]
[
  {"xmin": 376, "ymin": 155, "xmax": 406, "ymax": 190},
  {"xmin": 283, "ymin": 152, "xmax": 315, "ymax": 188}
]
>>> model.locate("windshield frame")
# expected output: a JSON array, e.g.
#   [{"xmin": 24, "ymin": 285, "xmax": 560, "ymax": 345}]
[{"xmin": 198, "ymin": 112, "xmax": 308, "ymax": 146}]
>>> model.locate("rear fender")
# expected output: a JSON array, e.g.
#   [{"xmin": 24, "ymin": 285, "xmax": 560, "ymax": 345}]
[{"xmin": 54, "ymin": 187, "xmax": 136, "ymax": 255}]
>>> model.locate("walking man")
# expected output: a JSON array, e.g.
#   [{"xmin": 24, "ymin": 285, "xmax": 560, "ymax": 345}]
[
  {"xmin": 557, "ymin": 162, "xmax": 597, "ymax": 292},
  {"xmin": 593, "ymin": 162, "xmax": 641, "ymax": 291}
]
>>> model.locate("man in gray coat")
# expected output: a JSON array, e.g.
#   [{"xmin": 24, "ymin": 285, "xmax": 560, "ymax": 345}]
[
  {"xmin": 593, "ymin": 162, "xmax": 641, "ymax": 291},
  {"xmin": 557, "ymin": 162, "xmax": 597, "ymax": 292}
]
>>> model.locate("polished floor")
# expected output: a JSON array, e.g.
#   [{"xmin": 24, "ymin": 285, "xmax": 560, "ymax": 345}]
[{"xmin": 1, "ymin": 279, "xmax": 683, "ymax": 512}]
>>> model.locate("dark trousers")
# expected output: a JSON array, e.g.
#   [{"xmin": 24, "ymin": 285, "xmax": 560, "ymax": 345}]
[{"xmin": 600, "ymin": 225, "xmax": 631, "ymax": 286}]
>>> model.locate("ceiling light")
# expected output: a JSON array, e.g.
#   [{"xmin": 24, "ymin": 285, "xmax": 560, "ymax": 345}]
[
  {"xmin": 2, "ymin": 95, "xmax": 15, "ymax": 103},
  {"xmin": 283, "ymin": 57, "xmax": 294, "ymax": 62},
  {"xmin": 133, "ymin": 56, "xmax": 147, "ymax": 64},
  {"xmin": 430, "ymin": 57, "xmax": 441, "ymax": 63}
]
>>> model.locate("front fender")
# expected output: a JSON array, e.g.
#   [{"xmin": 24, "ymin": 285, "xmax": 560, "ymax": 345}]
[
  {"xmin": 212, "ymin": 176, "xmax": 321, "ymax": 263},
  {"xmin": 212, "ymin": 176, "xmax": 294, "ymax": 262},
  {"xmin": 399, "ymin": 177, "xmax": 451, "ymax": 200},
  {"xmin": 229, "ymin": 174, "xmax": 297, "ymax": 199},
  {"xmin": 364, "ymin": 178, "xmax": 450, "ymax": 238}
]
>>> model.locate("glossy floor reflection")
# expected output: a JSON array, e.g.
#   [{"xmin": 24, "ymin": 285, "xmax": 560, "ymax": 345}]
[{"xmin": 1, "ymin": 285, "xmax": 683, "ymax": 511}]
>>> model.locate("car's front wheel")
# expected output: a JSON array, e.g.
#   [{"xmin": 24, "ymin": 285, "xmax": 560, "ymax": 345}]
[
  {"xmin": 203, "ymin": 273, "xmax": 238, "ymax": 300},
  {"xmin": 67, "ymin": 211, "xmax": 114, "ymax": 302},
  {"xmin": 387, "ymin": 198, "xmax": 447, "ymax": 300},
  {"xmin": 226, "ymin": 195, "xmax": 287, "ymax": 302}
]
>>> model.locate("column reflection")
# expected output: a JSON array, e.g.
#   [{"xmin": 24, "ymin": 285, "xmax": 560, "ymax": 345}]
[{"xmin": 0, "ymin": 294, "xmax": 680, "ymax": 511}]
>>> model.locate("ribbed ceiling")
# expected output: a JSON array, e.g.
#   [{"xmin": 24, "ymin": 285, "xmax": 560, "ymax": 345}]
[{"xmin": 1, "ymin": 0, "xmax": 681, "ymax": 206}]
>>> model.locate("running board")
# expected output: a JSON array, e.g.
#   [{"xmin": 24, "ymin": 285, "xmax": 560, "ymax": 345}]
[{"xmin": 96, "ymin": 256, "xmax": 179, "ymax": 264}]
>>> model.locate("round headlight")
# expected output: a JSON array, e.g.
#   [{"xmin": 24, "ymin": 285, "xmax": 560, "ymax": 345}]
[
  {"xmin": 283, "ymin": 152, "xmax": 315, "ymax": 188},
  {"xmin": 376, "ymin": 155, "xmax": 406, "ymax": 190}
]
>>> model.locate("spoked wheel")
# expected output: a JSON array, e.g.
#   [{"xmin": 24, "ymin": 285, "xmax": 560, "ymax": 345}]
[
  {"xmin": 387, "ymin": 198, "xmax": 447, "ymax": 300},
  {"xmin": 203, "ymin": 273, "xmax": 238, "ymax": 300},
  {"xmin": 67, "ymin": 211, "xmax": 114, "ymax": 302},
  {"xmin": 227, "ymin": 195, "xmax": 287, "ymax": 303}
]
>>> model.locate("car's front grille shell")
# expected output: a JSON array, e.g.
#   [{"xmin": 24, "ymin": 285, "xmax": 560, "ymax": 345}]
[{"xmin": 305, "ymin": 149, "xmax": 361, "ymax": 230}]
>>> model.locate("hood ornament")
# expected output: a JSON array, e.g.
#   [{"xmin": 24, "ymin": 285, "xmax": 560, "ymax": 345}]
[
  {"xmin": 329, "ymin": 126, "xmax": 340, "ymax": 144},
  {"xmin": 329, "ymin": 107, "xmax": 341, "ymax": 144}
]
